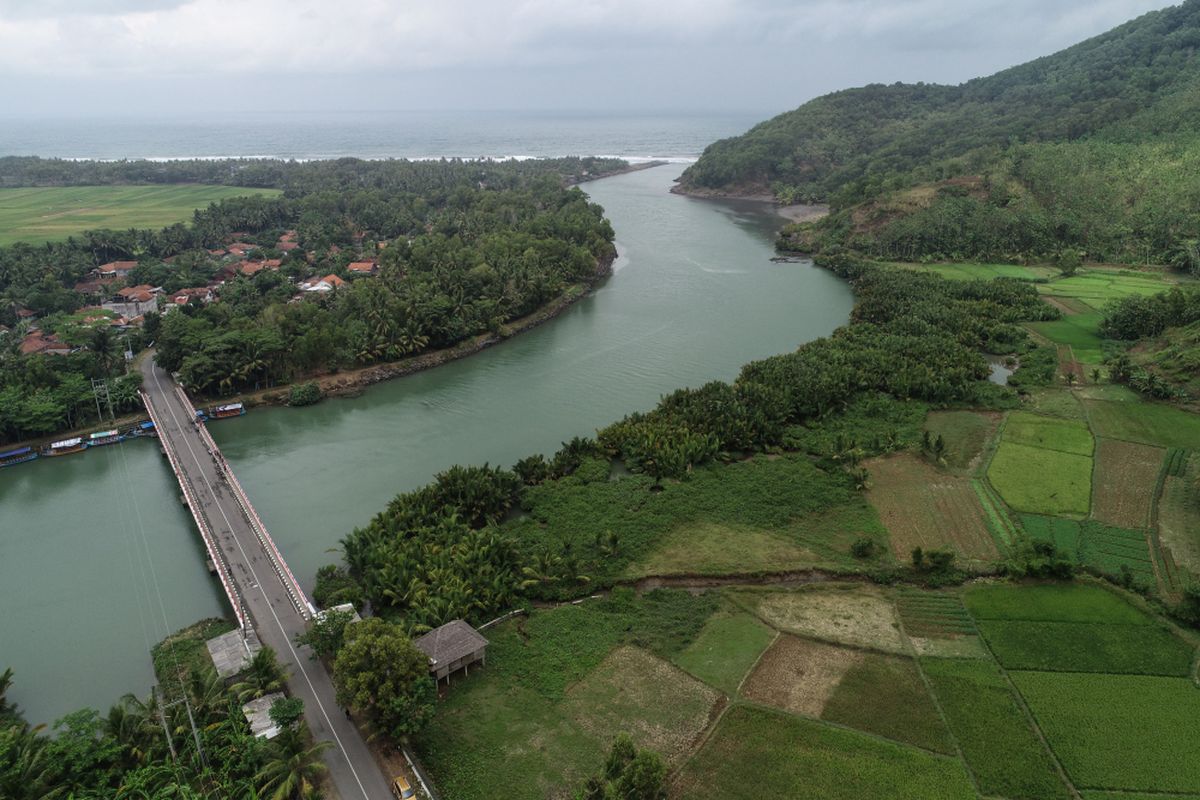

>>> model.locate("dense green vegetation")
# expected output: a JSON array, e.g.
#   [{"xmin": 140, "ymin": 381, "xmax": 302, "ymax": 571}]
[
  {"xmin": 0, "ymin": 622, "xmax": 329, "ymax": 800},
  {"xmin": 681, "ymin": 1, "xmax": 1200, "ymax": 264},
  {"xmin": 0, "ymin": 157, "xmax": 619, "ymax": 445}
]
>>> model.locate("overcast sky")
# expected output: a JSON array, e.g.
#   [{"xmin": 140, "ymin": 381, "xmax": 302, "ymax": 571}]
[{"xmin": 0, "ymin": 0, "xmax": 1181, "ymax": 117}]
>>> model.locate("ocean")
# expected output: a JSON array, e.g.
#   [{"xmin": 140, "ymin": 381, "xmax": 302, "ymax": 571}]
[{"xmin": 0, "ymin": 110, "xmax": 763, "ymax": 162}]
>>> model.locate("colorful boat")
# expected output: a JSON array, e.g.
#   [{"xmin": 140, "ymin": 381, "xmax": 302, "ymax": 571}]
[
  {"xmin": 0, "ymin": 446, "xmax": 37, "ymax": 467},
  {"xmin": 46, "ymin": 437, "xmax": 87, "ymax": 456},
  {"xmin": 209, "ymin": 402, "xmax": 245, "ymax": 420},
  {"xmin": 88, "ymin": 429, "xmax": 122, "ymax": 447}
]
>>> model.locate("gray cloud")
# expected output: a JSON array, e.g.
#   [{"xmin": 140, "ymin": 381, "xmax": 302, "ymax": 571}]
[{"xmin": 0, "ymin": 0, "xmax": 1180, "ymax": 115}]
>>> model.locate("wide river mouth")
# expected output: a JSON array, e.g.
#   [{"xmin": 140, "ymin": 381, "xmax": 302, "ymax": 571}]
[{"xmin": 0, "ymin": 164, "xmax": 854, "ymax": 724}]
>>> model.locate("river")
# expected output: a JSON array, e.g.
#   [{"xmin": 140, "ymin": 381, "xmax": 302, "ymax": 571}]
[{"xmin": 0, "ymin": 164, "xmax": 854, "ymax": 725}]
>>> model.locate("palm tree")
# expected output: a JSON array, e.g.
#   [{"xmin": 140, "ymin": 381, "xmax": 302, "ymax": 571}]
[
  {"xmin": 88, "ymin": 325, "xmax": 120, "ymax": 377},
  {"xmin": 254, "ymin": 729, "xmax": 330, "ymax": 800},
  {"xmin": 233, "ymin": 648, "xmax": 286, "ymax": 703}
]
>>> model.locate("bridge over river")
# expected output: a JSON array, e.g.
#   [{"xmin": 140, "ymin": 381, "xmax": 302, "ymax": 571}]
[{"xmin": 140, "ymin": 357, "xmax": 393, "ymax": 800}]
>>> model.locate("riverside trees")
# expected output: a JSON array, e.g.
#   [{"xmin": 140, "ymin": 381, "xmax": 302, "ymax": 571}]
[{"xmin": 0, "ymin": 157, "xmax": 617, "ymax": 445}]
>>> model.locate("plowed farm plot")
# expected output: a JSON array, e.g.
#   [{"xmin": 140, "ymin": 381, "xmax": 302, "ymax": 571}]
[
  {"xmin": 740, "ymin": 635, "xmax": 863, "ymax": 718},
  {"xmin": 867, "ymin": 455, "xmax": 1000, "ymax": 562},
  {"xmin": 1091, "ymin": 439, "xmax": 1165, "ymax": 529}
]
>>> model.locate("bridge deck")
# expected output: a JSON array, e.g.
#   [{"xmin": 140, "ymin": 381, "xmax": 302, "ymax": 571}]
[{"xmin": 141, "ymin": 357, "xmax": 392, "ymax": 800}]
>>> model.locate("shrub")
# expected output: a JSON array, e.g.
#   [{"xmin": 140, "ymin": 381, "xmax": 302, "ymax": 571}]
[
  {"xmin": 851, "ymin": 537, "xmax": 877, "ymax": 559},
  {"xmin": 287, "ymin": 380, "xmax": 322, "ymax": 406}
]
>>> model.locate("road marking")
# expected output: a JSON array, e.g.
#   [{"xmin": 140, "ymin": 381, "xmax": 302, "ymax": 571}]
[{"xmin": 149, "ymin": 366, "xmax": 376, "ymax": 799}]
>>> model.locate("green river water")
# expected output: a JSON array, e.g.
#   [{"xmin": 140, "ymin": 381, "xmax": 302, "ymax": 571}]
[{"xmin": 0, "ymin": 165, "xmax": 853, "ymax": 724}]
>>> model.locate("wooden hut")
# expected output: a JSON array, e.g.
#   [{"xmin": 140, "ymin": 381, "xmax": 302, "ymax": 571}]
[{"xmin": 414, "ymin": 620, "xmax": 488, "ymax": 682}]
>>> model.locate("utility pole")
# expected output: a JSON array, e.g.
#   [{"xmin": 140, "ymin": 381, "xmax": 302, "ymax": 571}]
[
  {"xmin": 152, "ymin": 686, "xmax": 177, "ymax": 762},
  {"xmin": 91, "ymin": 378, "xmax": 115, "ymax": 422}
]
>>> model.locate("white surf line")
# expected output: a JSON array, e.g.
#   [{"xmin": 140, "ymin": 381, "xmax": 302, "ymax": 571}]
[{"xmin": 149, "ymin": 367, "xmax": 374, "ymax": 800}]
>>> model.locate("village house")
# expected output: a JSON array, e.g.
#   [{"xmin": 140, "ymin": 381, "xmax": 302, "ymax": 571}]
[
  {"xmin": 103, "ymin": 287, "xmax": 158, "ymax": 319},
  {"xmin": 299, "ymin": 274, "xmax": 346, "ymax": 293},
  {"xmin": 97, "ymin": 260, "xmax": 138, "ymax": 278},
  {"xmin": 74, "ymin": 275, "xmax": 119, "ymax": 296},
  {"xmin": 239, "ymin": 259, "xmax": 282, "ymax": 277},
  {"xmin": 19, "ymin": 331, "xmax": 72, "ymax": 356},
  {"xmin": 226, "ymin": 242, "xmax": 258, "ymax": 258},
  {"xmin": 413, "ymin": 620, "xmax": 489, "ymax": 683},
  {"xmin": 171, "ymin": 287, "xmax": 215, "ymax": 306},
  {"xmin": 346, "ymin": 260, "xmax": 378, "ymax": 276}
]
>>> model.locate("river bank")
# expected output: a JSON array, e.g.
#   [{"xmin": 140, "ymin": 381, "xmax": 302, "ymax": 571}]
[
  {"xmin": 669, "ymin": 181, "xmax": 829, "ymax": 223},
  {"xmin": 196, "ymin": 250, "xmax": 617, "ymax": 411},
  {"xmin": 2, "ymin": 163, "xmax": 856, "ymax": 725}
]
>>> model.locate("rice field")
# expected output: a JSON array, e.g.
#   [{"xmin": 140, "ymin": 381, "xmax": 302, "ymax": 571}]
[
  {"xmin": 1027, "ymin": 312, "xmax": 1107, "ymax": 365},
  {"xmin": 1013, "ymin": 672, "xmax": 1200, "ymax": 794},
  {"xmin": 1085, "ymin": 399, "xmax": 1200, "ymax": 449},
  {"xmin": 0, "ymin": 185, "xmax": 281, "ymax": 246},
  {"xmin": 1036, "ymin": 270, "xmax": 1171, "ymax": 311},
  {"xmin": 988, "ymin": 412, "xmax": 1094, "ymax": 516}
]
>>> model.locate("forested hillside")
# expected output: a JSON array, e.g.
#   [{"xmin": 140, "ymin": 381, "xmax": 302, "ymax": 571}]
[{"xmin": 678, "ymin": 0, "xmax": 1200, "ymax": 264}]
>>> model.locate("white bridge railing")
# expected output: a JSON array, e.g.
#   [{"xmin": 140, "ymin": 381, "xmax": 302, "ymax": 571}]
[
  {"xmin": 180, "ymin": 387, "xmax": 314, "ymax": 620},
  {"xmin": 140, "ymin": 390, "xmax": 250, "ymax": 634}
]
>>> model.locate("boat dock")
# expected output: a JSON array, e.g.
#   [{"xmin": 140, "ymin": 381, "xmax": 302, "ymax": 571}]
[{"xmin": 139, "ymin": 357, "xmax": 390, "ymax": 800}]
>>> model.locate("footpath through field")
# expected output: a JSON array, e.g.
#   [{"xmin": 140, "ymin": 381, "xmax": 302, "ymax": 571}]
[{"xmin": 140, "ymin": 356, "xmax": 392, "ymax": 800}]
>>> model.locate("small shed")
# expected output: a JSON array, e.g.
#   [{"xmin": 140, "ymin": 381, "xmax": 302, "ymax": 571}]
[
  {"xmin": 241, "ymin": 692, "xmax": 287, "ymax": 739},
  {"xmin": 414, "ymin": 620, "xmax": 488, "ymax": 682}
]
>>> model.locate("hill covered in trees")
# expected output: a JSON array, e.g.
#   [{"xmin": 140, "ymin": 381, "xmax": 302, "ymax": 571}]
[{"xmin": 677, "ymin": 0, "xmax": 1200, "ymax": 265}]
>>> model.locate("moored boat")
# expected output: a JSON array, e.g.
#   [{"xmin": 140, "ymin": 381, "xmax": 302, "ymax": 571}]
[
  {"xmin": 88, "ymin": 429, "xmax": 122, "ymax": 447},
  {"xmin": 46, "ymin": 437, "xmax": 87, "ymax": 456},
  {"xmin": 0, "ymin": 446, "xmax": 38, "ymax": 467},
  {"xmin": 132, "ymin": 420, "xmax": 156, "ymax": 437},
  {"xmin": 209, "ymin": 402, "xmax": 245, "ymax": 420}
]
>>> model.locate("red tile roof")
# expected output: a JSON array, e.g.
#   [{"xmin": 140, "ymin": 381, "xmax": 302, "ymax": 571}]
[{"xmin": 346, "ymin": 261, "xmax": 377, "ymax": 273}]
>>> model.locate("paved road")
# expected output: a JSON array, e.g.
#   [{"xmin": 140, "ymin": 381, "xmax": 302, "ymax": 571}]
[{"xmin": 142, "ymin": 358, "xmax": 393, "ymax": 800}]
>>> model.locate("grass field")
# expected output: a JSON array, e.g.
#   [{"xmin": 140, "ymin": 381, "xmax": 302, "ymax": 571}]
[
  {"xmin": 866, "ymin": 454, "xmax": 1000, "ymax": 562},
  {"xmin": 1013, "ymin": 672, "xmax": 1200, "ymax": 793},
  {"xmin": 1036, "ymin": 270, "xmax": 1170, "ymax": 311},
  {"xmin": 922, "ymin": 657, "xmax": 1071, "ymax": 799},
  {"xmin": 988, "ymin": 412, "xmax": 1094, "ymax": 516},
  {"xmin": 965, "ymin": 583, "xmax": 1153, "ymax": 624},
  {"xmin": 895, "ymin": 262, "xmax": 1050, "ymax": 281},
  {"xmin": 672, "ymin": 705, "xmax": 976, "ymax": 800},
  {"xmin": 1003, "ymin": 412, "xmax": 1095, "ymax": 455},
  {"xmin": 511, "ymin": 454, "xmax": 889, "ymax": 583},
  {"xmin": 0, "ymin": 185, "xmax": 281, "ymax": 246},
  {"xmin": 989, "ymin": 442, "xmax": 1093, "ymax": 516},
  {"xmin": 418, "ymin": 590, "xmax": 718, "ymax": 799},
  {"xmin": 924, "ymin": 410, "xmax": 1001, "ymax": 472},
  {"xmin": 821, "ymin": 651, "xmax": 956, "ymax": 753},
  {"xmin": 1091, "ymin": 439, "xmax": 1164, "ymax": 529},
  {"xmin": 977, "ymin": 620, "xmax": 1193, "ymax": 675},
  {"xmin": 748, "ymin": 587, "xmax": 908, "ymax": 653},
  {"xmin": 672, "ymin": 610, "xmax": 775, "ymax": 694},
  {"xmin": 1085, "ymin": 399, "xmax": 1200, "ymax": 449},
  {"xmin": 1028, "ymin": 312, "xmax": 1107, "ymax": 365}
]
